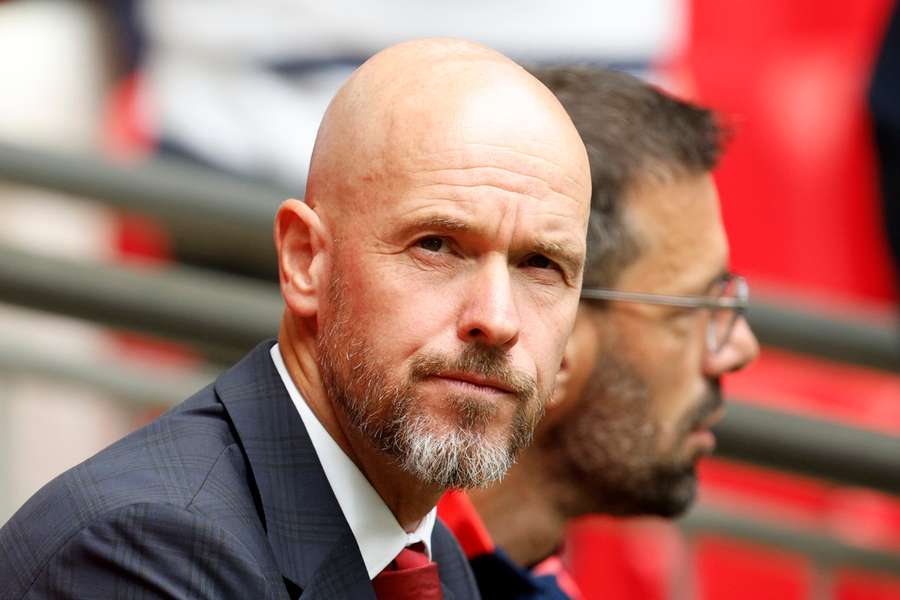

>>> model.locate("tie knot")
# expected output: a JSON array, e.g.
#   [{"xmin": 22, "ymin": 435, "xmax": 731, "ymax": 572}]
[
  {"xmin": 373, "ymin": 542, "xmax": 443, "ymax": 599},
  {"xmin": 393, "ymin": 542, "xmax": 430, "ymax": 570}
]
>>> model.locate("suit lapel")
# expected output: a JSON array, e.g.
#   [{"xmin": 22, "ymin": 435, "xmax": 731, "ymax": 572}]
[
  {"xmin": 298, "ymin": 529, "xmax": 376, "ymax": 599},
  {"xmin": 215, "ymin": 341, "xmax": 371, "ymax": 596},
  {"xmin": 433, "ymin": 520, "xmax": 476, "ymax": 600}
]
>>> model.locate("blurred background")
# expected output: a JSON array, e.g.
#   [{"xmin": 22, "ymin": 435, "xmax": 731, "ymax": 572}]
[{"xmin": 0, "ymin": 0, "xmax": 897, "ymax": 598}]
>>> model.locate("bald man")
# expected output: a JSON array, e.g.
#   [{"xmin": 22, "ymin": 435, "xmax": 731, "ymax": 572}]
[{"xmin": 0, "ymin": 40, "xmax": 591, "ymax": 599}]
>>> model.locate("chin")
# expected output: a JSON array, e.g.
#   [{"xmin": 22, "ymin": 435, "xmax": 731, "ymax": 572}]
[
  {"xmin": 648, "ymin": 464, "xmax": 699, "ymax": 517},
  {"xmin": 603, "ymin": 462, "xmax": 699, "ymax": 518},
  {"xmin": 652, "ymin": 489, "xmax": 697, "ymax": 518}
]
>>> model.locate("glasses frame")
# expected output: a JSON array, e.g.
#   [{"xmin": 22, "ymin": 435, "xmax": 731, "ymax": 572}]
[{"xmin": 580, "ymin": 273, "xmax": 749, "ymax": 353}]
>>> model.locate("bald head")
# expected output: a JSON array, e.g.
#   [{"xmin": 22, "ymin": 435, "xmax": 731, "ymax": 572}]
[{"xmin": 305, "ymin": 38, "xmax": 590, "ymax": 221}]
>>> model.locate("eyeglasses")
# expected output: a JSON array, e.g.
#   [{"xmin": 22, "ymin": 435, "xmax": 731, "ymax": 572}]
[{"xmin": 580, "ymin": 273, "xmax": 749, "ymax": 354}]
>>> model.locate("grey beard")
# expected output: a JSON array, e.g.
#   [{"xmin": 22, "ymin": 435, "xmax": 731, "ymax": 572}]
[
  {"xmin": 385, "ymin": 405, "xmax": 525, "ymax": 489},
  {"xmin": 316, "ymin": 276, "xmax": 543, "ymax": 488}
]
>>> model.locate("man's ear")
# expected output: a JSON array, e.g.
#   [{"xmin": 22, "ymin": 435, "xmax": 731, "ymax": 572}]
[
  {"xmin": 274, "ymin": 199, "xmax": 329, "ymax": 317},
  {"xmin": 546, "ymin": 308, "xmax": 599, "ymax": 423},
  {"xmin": 549, "ymin": 336, "xmax": 577, "ymax": 411}
]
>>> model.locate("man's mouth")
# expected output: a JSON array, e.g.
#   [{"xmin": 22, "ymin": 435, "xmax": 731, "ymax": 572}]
[
  {"xmin": 693, "ymin": 404, "xmax": 727, "ymax": 433},
  {"xmin": 431, "ymin": 371, "xmax": 516, "ymax": 395}
]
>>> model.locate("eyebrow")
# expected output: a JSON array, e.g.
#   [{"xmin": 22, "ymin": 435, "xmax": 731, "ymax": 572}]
[
  {"xmin": 392, "ymin": 214, "xmax": 475, "ymax": 244},
  {"xmin": 404, "ymin": 214, "xmax": 473, "ymax": 233},
  {"xmin": 531, "ymin": 238, "xmax": 584, "ymax": 281},
  {"xmin": 396, "ymin": 212, "xmax": 584, "ymax": 279}
]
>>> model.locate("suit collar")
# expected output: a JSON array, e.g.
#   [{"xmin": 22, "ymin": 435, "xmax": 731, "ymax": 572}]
[
  {"xmin": 270, "ymin": 343, "xmax": 438, "ymax": 577},
  {"xmin": 215, "ymin": 340, "xmax": 372, "ymax": 597}
]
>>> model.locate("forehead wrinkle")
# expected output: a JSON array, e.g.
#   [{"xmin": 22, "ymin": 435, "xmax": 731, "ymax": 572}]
[
  {"xmin": 460, "ymin": 142, "xmax": 588, "ymax": 194},
  {"xmin": 413, "ymin": 183, "xmax": 583, "ymax": 213},
  {"xmin": 402, "ymin": 179, "xmax": 587, "ymax": 245},
  {"xmin": 410, "ymin": 143, "xmax": 587, "ymax": 199},
  {"xmin": 414, "ymin": 165, "xmax": 578, "ymax": 206}
]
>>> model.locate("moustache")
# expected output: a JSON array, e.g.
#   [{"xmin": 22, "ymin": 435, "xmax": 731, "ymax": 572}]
[{"xmin": 409, "ymin": 343, "xmax": 537, "ymax": 401}]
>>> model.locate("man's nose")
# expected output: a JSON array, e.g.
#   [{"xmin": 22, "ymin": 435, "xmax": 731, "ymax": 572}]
[
  {"xmin": 704, "ymin": 316, "xmax": 759, "ymax": 376},
  {"xmin": 457, "ymin": 258, "xmax": 521, "ymax": 350}
]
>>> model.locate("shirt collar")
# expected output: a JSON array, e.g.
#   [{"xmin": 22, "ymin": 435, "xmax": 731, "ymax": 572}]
[{"xmin": 270, "ymin": 344, "xmax": 436, "ymax": 579}]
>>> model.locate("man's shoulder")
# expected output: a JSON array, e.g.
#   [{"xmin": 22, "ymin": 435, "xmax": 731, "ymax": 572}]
[
  {"xmin": 0, "ymin": 499, "xmax": 281, "ymax": 599},
  {"xmin": 74, "ymin": 381, "xmax": 242, "ymax": 512},
  {"xmin": 0, "ymin": 381, "xmax": 275, "ymax": 599}
]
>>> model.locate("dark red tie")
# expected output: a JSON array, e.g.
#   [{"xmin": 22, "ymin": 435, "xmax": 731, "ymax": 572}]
[{"xmin": 372, "ymin": 542, "xmax": 443, "ymax": 600}]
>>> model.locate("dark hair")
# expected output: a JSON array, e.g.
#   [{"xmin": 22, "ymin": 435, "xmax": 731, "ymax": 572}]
[{"xmin": 530, "ymin": 66, "xmax": 725, "ymax": 287}]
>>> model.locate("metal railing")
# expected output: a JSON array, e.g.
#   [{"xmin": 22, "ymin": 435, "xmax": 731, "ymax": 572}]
[
  {"xmin": 0, "ymin": 139, "xmax": 897, "ymax": 371},
  {"xmin": 0, "ymin": 244, "xmax": 281, "ymax": 363},
  {"xmin": 0, "ymin": 340, "xmax": 219, "ymax": 410},
  {"xmin": 747, "ymin": 299, "xmax": 898, "ymax": 373},
  {"xmin": 682, "ymin": 504, "xmax": 900, "ymax": 577},
  {"xmin": 714, "ymin": 401, "xmax": 900, "ymax": 495},
  {"xmin": 0, "ymin": 141, "xmax": 289, "ymax": 279}
]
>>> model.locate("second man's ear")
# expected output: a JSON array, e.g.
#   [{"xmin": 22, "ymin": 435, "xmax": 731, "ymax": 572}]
[
  {"xmin": 274, "ymin": 198, "xmax": 329, "ymax": 318},
  {"xmin": 549, "ymin": 340, "xmax": 574, "ymax": 411},
  {"xmin": 546, "ymin": 308, "xmax": 600, "ymax": 422}
]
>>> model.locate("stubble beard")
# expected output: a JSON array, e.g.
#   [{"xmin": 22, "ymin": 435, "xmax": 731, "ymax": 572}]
[
  {"xmin": 557, "ymin": 353, "xmax": 722, "ymax": 518},
  {"xmin": 316, "ymin": 275, "xmax": 546, "ymax": 489}
]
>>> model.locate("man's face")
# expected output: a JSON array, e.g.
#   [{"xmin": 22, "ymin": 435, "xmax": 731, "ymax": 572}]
[
  {"xmin": 317, "ymin": 124, "xmax": 590, "ymax": 489},
  {"xmin": 555, "ymin": 173, "xmax": 758, "ymax": 516}
]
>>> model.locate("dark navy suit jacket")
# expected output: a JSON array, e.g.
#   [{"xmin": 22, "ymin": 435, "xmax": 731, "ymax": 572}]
[{"xmin": 0, "ymin": 340, "xmax": 479, "ymax": 599}]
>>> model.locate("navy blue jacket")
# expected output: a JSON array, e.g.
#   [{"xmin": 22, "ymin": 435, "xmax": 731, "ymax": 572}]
[{"xmin": 0, "ymin": 340, "xmax": 479, "ymax": 599}]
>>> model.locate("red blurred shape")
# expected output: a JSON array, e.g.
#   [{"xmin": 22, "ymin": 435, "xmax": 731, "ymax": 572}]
[
  {"xmin": 436, "ymin": 490, "xmax": 496, "ymax": 559},
  {"xmin": 726, "ymin": 348, "xmax": 900, "ymax": 435},
  {"xmin": 564, "ymin": 516, "xmax": 682, "ymax": 600},
  {"xmin": 836, "ymin": 569, "xmax": 900, "ymax": 600},
  {"xmin": 669, "ymin": 0, "xmax": 897, "ymax": 302},
  {"xmin": 114, "ymin": 213, "xmax": 171, "ymax": 264},
  {"xmin": 102, "ymin": 72, "xmax": 154, "ymax": 160},
  {"xmin": 694, "ymin": 536, "xmax": 813, "ymax": 600}
]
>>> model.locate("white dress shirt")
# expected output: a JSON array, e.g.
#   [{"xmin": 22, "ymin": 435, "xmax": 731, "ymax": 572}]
[{"xmin": 270, "ymin": 344, "xmax": 436, "ymax": 579}]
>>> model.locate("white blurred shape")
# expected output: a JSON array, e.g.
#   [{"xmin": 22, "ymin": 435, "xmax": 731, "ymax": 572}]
[
  {"xmin": 139, "ymin": 0, "xmax": 686, "ymax": 187},
  {"xmin": 0, "ymin": 0, "xmax": 109, "ymax": 150},
  {"xmin": 1, "ymin": 376, "xmax": 134, "ymax": 523},
  {"xmin": 0, "ymin": 190, "xmax": 117, "ymax": 260}
]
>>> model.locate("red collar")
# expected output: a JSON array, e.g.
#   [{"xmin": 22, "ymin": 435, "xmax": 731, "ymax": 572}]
[{"xmin": 437, "ymin": 490, "xmax": 496, "ymax": 559}]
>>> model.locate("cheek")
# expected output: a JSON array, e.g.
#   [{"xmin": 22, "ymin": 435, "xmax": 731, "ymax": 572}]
[
  {"xmin": 647, "ymin": 355, "xmax": 695, "ymax": 419},
  {"xmin": 602, "ymin": 324, "xmax": 685, "ymax": 442},
  {"xmin": 647, "ymin": 357, "xmax": 705, "ymax": 456},
  {"xmin": 644, "ymin": 318, "xmax": 706, "ymax": 395},
  {"xmin": 341, "ymin": 256, "xmax": 461, "ymax": 359}
]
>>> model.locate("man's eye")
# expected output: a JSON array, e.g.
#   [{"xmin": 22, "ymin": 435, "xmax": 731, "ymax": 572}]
[
  {"xmin": 524, "ymin": 254, "xmax": 555, "ymax": 270},
  {"xmin": 417, "ymin": 236, "xmax": 448, "ymax": 253}
]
